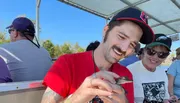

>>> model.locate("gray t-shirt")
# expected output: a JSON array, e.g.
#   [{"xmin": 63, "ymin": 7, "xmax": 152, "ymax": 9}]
[
  {"xmin": 0, "ymin": 40, "xmax": 52, "ymax": 82},
  {"xmin": 167, "ymin": 60, "xmax": 180, "ymax": 98}
]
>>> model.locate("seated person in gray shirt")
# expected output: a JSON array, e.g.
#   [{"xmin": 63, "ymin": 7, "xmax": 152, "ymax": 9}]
[{"xmin": 0, "ymin": 17, "xmax": 52, "ymax": 82}]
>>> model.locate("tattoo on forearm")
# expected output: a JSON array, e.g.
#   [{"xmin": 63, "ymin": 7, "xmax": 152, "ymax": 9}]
[{"xmin": 41, "ymin": 87, "xmax": 63, "ymax": 103}]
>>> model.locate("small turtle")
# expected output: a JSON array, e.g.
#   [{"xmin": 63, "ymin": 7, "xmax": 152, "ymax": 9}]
[{"xmin": 115, "ymin": 76, "xmax": 133, "ymax": 84}]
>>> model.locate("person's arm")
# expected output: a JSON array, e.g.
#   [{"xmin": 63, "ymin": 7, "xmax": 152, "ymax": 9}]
[
  {"xmin": 167, "ymin": 61, "xmax": 178, "ymax": 97},
  {"xmin": 166, "ymin": 61, "xmax": 179, "ymax": 103},
  {"xmin": 41, "ymin": 87, "xmax": 76, "ymax": 103},
  {"xmin": 166, "ymin": 76, "xmax": 178, "ymax": 103},
  {"xmin": 41, "ymin": 87, "xmax": 64, "ymax": 103},
  {"xmin": 168, "ymin": 74, "xmax": 175, "ymax": 96}
]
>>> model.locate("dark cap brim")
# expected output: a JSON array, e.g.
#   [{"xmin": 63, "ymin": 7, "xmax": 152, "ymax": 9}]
[
  {"xmin": 115, "ymin": 18, "xmax": 155, "ymax": 44},
  {"xmin": 6, "ymin": 25, "xmax": 13, "ymax": 29},
  {"xmin": 146, "ymin": 42, "xmax": 171, "ymax": 51}
]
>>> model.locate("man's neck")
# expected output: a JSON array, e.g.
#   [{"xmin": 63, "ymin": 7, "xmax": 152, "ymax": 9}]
[
  {"xmin": 93, "ymin": 44, "xmax": 112, "ymax": 71},
  {"xmin": 15, "ymin": 37, "xmax": 28, "ymax": 41}
]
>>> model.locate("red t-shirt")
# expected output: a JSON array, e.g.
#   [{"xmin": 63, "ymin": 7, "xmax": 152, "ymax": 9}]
[{"xmin": 43, "ymin": 51, "xmax": 134, "ymax": 103}]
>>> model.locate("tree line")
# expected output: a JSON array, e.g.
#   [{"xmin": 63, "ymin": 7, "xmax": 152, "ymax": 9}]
[{"xmin": 42, "ymin": 40, "xmax": 84, "ymax": 58}]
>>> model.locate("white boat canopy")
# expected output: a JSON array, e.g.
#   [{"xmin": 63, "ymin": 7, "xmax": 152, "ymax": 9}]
[{"xmin": 58, "ymin": 0, "xmax": 180, "ymax": 41}]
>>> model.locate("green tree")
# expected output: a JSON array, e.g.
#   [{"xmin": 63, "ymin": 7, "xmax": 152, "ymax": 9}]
[
  {"xmin": 0, "ymin": 31, "xmax": 10, "ymax": 44},
  {"xmin": 42, "ymin": 40, "xmax": 85, "ymax": 58},
  {"xmin": 171, "ymin": 52, "xmax": 175, "ymax": 57},
  {"xmin": 73, "ymin": 42, "xmax": 84, "ymax": 53},
  {"xmin": 60, "ymin": 43, "xmax": 73, "ymax": 54},
  {"xmin": 54, "ymin": 45, "xmax": 62, "ymax": 57},
  {"xmin": 42, "ymin": 40, "xmax": 55, "ymax": 58}
]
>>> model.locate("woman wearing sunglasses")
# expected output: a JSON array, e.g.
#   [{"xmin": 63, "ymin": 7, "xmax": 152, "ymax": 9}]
[{"xmin": 127, "ymin": 34, "xmax": 177, "ymax": 103}]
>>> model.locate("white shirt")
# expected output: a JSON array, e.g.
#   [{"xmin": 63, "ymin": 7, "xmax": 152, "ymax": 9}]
[
  {"xmin": 127, "ymin": 60, "xmax": 169, "ymax": 103},
  {"xmin": 0, "ymin": 40, "xmax": 52, "ymax": 82}
]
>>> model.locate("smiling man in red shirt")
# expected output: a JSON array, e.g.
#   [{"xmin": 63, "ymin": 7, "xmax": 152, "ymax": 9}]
[{"xmin": 41, "ymin": 7, "xmax": 154, "ymax": 103}]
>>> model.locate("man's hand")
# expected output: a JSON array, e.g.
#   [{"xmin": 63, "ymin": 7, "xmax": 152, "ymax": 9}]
[
  {"xmin": 69, "ymin": 71, "xmax": 119, "ymax": 103},
  {"xmin": 166, "ymin": 95, "xmax": 179, "ymax": 103},
  {"xmin": 70, "ymin": 71, "xmax": 128, "ymax": 103},
  {"xmin": 98, "ymin": 83, "xmax": 128, "ymax": 103}
]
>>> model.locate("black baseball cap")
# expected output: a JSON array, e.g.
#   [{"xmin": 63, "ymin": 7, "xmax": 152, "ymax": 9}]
[
  {"xmin": 109, "ymin": 7, "xmax": 154, "ymax": 44},
  {"xmin": 146, "ymin": 33, "xmax": 172, "ymax": 51},
  {"xmin": 6, "ymin": 17, "xmax": 40, "ymax": 48},
  {"xmin": 6, "ymin": 17, "xmax": 35, "ymax": 36}
]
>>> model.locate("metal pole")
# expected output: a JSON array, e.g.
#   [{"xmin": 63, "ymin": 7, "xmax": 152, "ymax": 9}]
[
  {"xmin": 105, "ymin": 19, "xmax": 108, "ymax": 25},
  {"xmin": 36, "ymin": 0, "xmax": 41, "ymax": 41}
]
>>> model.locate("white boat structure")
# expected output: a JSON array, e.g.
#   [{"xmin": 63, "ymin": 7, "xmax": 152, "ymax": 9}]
[{"xmin": 0, "ymin": 80, "xmax": 44, "ymax": 103}]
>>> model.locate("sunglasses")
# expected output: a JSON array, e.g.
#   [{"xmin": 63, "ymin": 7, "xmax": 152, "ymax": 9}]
[
  {"xmin": 146, "ymin": 48, "xmax": 169, "ymax": 59},
  {"xmin": 8, "ymin": 28, "xmax": 15, "ymax": 34}
]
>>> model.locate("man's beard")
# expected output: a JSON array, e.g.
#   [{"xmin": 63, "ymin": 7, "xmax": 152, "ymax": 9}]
[{"xmin": 104, "ymin": 45, "xmax": 126, "ymax": 64}]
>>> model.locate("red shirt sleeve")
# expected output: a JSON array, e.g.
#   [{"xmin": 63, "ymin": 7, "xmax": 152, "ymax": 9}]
[
  {"xmin": 122, "ymin": 71, "xmax": 134, "ymax": 103},
  {"xmin": 43, "ymin": 55, "xmax": 71, "ymax": 98}
]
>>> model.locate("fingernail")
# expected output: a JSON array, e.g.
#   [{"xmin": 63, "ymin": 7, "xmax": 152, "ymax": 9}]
[{"xmin": 108, "ymin": 95, "xmax": 112, "ymax": 98}]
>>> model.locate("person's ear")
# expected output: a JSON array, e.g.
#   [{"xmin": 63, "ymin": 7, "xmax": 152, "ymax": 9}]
[
  {"xmin": 14, "ymin": 31, "xmax": 19, "ymax": 38},
  {"xmin": 103, "ymin": 25, "xmax": 109, "ymax": 38}
]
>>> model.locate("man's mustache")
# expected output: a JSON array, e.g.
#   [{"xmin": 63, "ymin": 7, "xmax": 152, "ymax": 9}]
[{"xmin": 113, "ymin": 45, "xmax": 126, "ymax": 56}]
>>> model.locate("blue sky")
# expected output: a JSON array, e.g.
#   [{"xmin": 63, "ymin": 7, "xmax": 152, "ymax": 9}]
[
  {"xmin": 0, "ymin": 0, "xmax": 179, "ymax": 50},
  {"xmin": 0, "ymin": 0, "xmax": 104, "ymax": 48}
]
